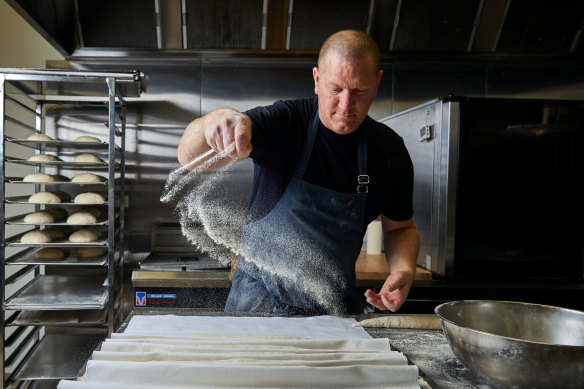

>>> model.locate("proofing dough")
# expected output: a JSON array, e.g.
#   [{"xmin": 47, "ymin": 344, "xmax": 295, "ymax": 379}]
[
  {"xmin": 69, "ymin": 228, "xmax": 99, "ymax": 243},
  {"xmin": 27, "ymin": 154, "xmax": 61, "ymax": 162},
  {"xmin": 352, "ymin": 316, "xmax": 442, "ymax": 330},
  {"xmin": 74, "ymin": 192, "xmax": 106, "ymax": 204},
  {"xmin": 24, "ymin": 211, "xmax": 55, "ymax": 224},
  {"xmin": 74, "ymin": 135, "xmax": 101, "ymax": 143},
  {"xmin": 67, "ymin": 211, "xmax": 97, "ymax": 225},
  {"xmin": 28, "ymin": 192, "xmax": 61, "ymax": 204},
  {"xmin": 74, "ymin": 153, "xmax": 103, "ymax": 163},
  {"xmin": 26, "ymin": 133, "xmax": 53, "ymax": 141},
  {"xmin": 22, "ymin": 173, "xmax": 55, "ymax": 183},
  {"xmin": 71, "ymin": 173, "xmax": 106, "ymax": 184},
  {"xmin": 77, "ymin": 247, "xmax": 107, "ymax": 258},
  {"xmin": 20, "ymin": 230, "xmax": 51, "ymax": 244},
  {"xmin": 35, "ymin": 247, "xmax": 65, "ymax": 259}
]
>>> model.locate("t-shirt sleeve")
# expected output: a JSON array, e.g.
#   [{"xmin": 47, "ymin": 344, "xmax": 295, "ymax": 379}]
[
  {"xmin": 383, "ymin": 137, "xmax": 415, "ymax": 222},
  {"xmin": 244, "ymin": 99, "xmax": 314, "ymax": 164}
]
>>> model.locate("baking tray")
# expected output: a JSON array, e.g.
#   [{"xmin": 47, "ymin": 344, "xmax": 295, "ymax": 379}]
[
  {"xmin": 6, "ymin": 138, "xmax": 114, "ymax": 150},
  {"xmin": 5, "ymin": 178, "xmax": 108, "ymax": 186},
  {"xmin": 9, "ymin": 309, "xmax": 108, "ymax": 327},
  {"xmin": 4, "ymin": 196, "xmax": 108, "ymax": 205},
  {"xmin": 5, "ymin": 158, "xmax": 115, "ymax": 169},
  {"xmin": 4, "ymin": 275, "xmax": 109, "ymax": 310}
]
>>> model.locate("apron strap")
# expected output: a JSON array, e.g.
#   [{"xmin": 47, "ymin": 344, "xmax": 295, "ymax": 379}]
[
  {"xmin": 357, "ymin": 130, "xmax": 369, "ymax": 195},
  {"xmin": 293, "ymin": 109, "xmax": 320, "ymax": 178},
  {"xmin": 294, "ymin": 107, "xmax": 369, "ymax": 196}
]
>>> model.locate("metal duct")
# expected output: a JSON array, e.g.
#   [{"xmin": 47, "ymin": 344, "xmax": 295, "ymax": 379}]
[
  {"xmin": 76, "ymin": 0, "xmax": 157, "ymax": 48},
  {"xmin": 390, "ymin": 0, "xmax": 481, "ymax": 51},
  {"xmin": 496, "ymin": 0, "xmax": 584, "ymax": 53},
  {"xmin": 185, "ymin": 0, "xmax": 264, "ymax": 49},
  {"xmin": 287, "ymin": 0, "xmax": 372, "ymax": 50}
]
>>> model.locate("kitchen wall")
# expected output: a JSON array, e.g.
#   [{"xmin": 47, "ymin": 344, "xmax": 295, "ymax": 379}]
[
  {"xmin": 0, "ymin": 0, "xmax": 63, "ymax": 67},
  {"xmin": 46, "ymin": 53, "xmax": 584, "ymax": 262}
]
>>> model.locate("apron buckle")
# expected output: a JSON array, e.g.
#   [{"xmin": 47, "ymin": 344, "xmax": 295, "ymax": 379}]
[{"xmin": 357, "ymin": 174, "xmax": 370, "ymax": 194}]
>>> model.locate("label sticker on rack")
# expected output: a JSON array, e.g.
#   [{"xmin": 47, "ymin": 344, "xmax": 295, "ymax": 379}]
[{"xmin": 135, "ymin": 291, "xmax": 147, "ymax": 306}]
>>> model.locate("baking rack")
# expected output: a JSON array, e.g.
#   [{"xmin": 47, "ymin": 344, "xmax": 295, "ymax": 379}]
[{"xmin": 0, "ymin": 68, "xmax": 145, "ymax": 389}]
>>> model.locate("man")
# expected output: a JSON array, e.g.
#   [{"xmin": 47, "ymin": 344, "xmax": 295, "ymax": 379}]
[{"xmin": 178, "ymin": 30, "xmax": 419, "ymax": 315}]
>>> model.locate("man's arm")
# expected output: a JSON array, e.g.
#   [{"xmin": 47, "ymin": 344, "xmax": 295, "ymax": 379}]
[
  {"xmin": 178, "ymin": 107, "xmax": 252, "ymax": 170},
  {"xmin": 364, "ymin": 216, "xmax": 419, "ymax": 312}
]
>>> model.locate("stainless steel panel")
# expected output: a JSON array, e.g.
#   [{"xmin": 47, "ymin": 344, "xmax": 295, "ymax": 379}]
[
  {"xmin": 382, "ymin": 98, "xmax": 459, "ymax": 277},
  {"xmin": 200, "ymin": 58, "xmax": 316, "ymax": 114},
  {"xmin": 437, "ymin": 101, "xmax": 459, "ymax": 277},
  {"xmin": 380, "ymin": 100, "xmax": 438, "ymax": 271}
]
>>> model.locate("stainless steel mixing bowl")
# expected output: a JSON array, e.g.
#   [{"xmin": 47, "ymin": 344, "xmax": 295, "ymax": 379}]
[{"xmin": 435, "ymin": 300, "xmax": 584, "ymax": 389}]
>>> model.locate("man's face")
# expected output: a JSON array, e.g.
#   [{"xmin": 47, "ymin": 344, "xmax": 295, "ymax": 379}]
[{"xmin": 313, "ymin": 53, "xmax": 383, "ymax": 135}]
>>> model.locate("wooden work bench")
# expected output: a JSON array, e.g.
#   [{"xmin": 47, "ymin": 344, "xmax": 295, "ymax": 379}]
[{"xmin": 354, "ymin": 251, "xmax": 433, "ymax": 286}]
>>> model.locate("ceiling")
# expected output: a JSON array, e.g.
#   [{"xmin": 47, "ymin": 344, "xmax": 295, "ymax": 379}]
[{"xmin": 7, "ymin": 0, "xmax": 584, "ymax": 56}]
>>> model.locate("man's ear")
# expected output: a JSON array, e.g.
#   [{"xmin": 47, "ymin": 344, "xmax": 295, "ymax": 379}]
[
  {"xmin": 313, "ymin": 67, "xmax": 319, "ymax": 95},
  {"xmin": 376, "ymin": 69, "xmax": 383, "ymax": 88}
]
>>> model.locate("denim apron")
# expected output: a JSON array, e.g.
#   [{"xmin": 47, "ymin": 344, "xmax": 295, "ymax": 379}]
[{"xmin": 225, "ymin": 110, "xmax": 369, "ymax": 315}]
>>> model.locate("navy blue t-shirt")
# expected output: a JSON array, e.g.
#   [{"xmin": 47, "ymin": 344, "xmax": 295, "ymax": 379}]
[{"xmin": 245, "ymin": 97, "xmax": 414, "ymax": 238}]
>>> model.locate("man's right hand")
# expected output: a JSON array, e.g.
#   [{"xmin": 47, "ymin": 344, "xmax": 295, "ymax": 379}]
[{"xmin": 203, "ymin": 108, "xmax": 252, "ymax": 160}]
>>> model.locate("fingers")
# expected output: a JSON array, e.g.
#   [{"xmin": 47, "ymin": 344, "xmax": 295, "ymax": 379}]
[
  {"xmin": 205, "ymin": 112, "xmax": 251, "ymax": 159},
  {"xmin": 364, "ymin": 289, "xmax": 403, "ymax": 312}
]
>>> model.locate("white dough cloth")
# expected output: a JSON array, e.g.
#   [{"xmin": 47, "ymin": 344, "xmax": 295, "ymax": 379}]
[{"xmin": 58, "ymin": 315, "xmax": 421, "ymax": 389}]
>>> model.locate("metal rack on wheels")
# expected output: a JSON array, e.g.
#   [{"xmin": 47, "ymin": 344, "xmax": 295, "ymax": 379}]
[{"xmin": 0, "ymin": 68, "xmax": 145, "ymax": 389}]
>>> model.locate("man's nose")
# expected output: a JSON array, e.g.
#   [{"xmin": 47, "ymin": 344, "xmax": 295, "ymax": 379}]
[{"xmin": 338, "ymin": 91, "xmax": 354, "ymax": 111}]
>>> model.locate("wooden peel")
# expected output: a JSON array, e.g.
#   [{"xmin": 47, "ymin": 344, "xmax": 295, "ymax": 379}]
[{"xmin": 353, "ymin": 315, "xmax": 442, "ymax": 330}]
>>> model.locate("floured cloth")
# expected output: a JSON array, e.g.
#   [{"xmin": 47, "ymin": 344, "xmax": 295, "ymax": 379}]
[
  {"xmin": 66, "ymin": 361, "xmax": 420, "ymax": 388},
  {"xmin": 122, "ymin": 314, "xmax": 370, "ymax": 339},
  {"xmin": 57, "ymin": 315, "xmax": 421, "ymax": 389}
]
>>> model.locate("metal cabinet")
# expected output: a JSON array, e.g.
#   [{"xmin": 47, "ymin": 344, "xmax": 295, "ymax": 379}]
[{"xmin": 0, "ymin": 69, "xmax": 145, "ymax": 388}]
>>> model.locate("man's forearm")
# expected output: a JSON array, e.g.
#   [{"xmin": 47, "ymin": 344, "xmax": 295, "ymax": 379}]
[{"xmin": 383, "ymin": 224, "xmax": 419, "ymax": 275}]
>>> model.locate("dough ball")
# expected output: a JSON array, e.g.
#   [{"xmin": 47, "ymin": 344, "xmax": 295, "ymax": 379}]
[
  {"xmin": 27, "ymin": 154, "xmax": 61, "ymax": 162},
  {"xmin": 28, "ymin": 192, "xmax": 61, "ymax": 204},
  {"xmin": 67, "ymin": 211, "xmax": 97, "ymax": 225},
  {"xmin": 73, "ymin": 153, "xmax": 103, "ymax": 163},
  {"xmin": 22, "ymin": 173, "xmax": 55, "ymax": 183},
  {"xmin": 35, "ymin": 248, "xmax": 65, "ymax": 259},
  {"xmin": 74, "ymin": 135, "xmax": 101, "ymax": 143},
  {"xmin": 74, "ymin": 192, "xmax": 106, "ymax": 204},
  {"xmin": 51, "ymin": 174, "xmax": 70, "ymax": 182},
  {"xmin": 26, "ymin": 133, "xmax": 53, "ymax": 141},
  {"xmin": 68, "ymin": 228, "xmax": 99, "ymax": 243},
  {"xmin": 46, "ymin": 207, "xmax": 68, "ymax": 219},
  {"xmin": 20, "ymin": 230, "xmax": 52, "ymax": 244},
  {"xmin": 71, "ymin": 173, "xmax": 106, "ymax": 184},
  {"xmin": 24, "ymin": 211, "xmax": 55, "ymax": 224},
  {"xmin": 43, "ymin": 226, "xmax": 69, "ymax": 239},
  {"xmin": 77, "ymin": 247, "xmax": 107, "ymax": 258}
]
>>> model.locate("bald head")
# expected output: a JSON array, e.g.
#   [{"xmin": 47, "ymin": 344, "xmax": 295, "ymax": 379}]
[{"xmin": 318, "ymin": 30, "xmax": 380, "ymax": 74}]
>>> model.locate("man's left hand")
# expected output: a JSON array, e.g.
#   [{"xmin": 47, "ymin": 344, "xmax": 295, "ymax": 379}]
[{"xmin": 364, "ymin": 271, "xmax": 414, "ymax": 312}]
